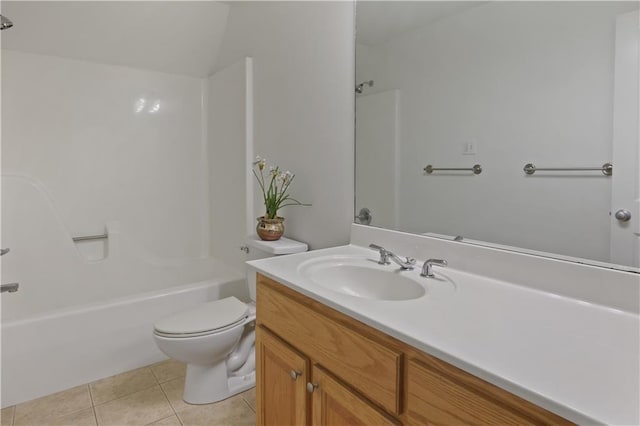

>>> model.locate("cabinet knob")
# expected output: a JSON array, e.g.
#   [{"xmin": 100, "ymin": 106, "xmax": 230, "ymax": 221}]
[
  {"xmin": 306, "ymin": 382, "xmax": 319, "ymax": 393},
  {"xmin": 290, "ymin": 370, "xmax": 302, "ymax": 380}
]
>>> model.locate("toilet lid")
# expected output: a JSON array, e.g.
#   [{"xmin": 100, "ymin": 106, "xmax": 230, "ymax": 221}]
[{"xmin": 154, "ymin": 296, "xmax": 249, "ymax": 336}]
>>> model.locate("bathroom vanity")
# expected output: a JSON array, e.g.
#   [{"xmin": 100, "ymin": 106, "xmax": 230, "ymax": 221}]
[
  {"xmin": 248, "ymin": 225, "xmax": 640, "ymax": 425},
  {"xmin": 255, "ymin": 274, "xmax": 569, "ymax": 425}
]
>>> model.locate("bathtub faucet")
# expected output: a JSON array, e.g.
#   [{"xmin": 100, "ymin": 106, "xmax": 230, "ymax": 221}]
[{"xmin": 1, "ymin": 283, "xmax": 19, "ymax": 293}]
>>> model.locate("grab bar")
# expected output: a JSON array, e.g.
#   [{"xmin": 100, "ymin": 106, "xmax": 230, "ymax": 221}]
[
  {"xmin": 72, "ymin": 233, "xmax": 108, "ymax": 242},
  {"xmin": 423, "ymin": 164, "xmax": 482, "ymax": 175},
  {"xmin": 1, "ymin": 283, "xmax": 19, "ymax": 293},
  {"xmin": 523, "ymin": 162, "xmax": 613, "ymax": 176}
]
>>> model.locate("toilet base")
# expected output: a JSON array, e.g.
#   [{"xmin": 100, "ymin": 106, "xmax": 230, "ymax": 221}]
[{"xmin": 183, "ymin": 363, "xmax": 256, "ymax": 405}]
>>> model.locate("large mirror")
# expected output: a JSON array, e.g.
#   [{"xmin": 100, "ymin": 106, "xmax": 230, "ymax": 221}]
[{"xmin": 355, "ymin": 1, "xmax": 640, "ymax": 272}]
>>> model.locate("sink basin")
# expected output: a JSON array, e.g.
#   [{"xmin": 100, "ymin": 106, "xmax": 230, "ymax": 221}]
[{"xmin": 297, "ymin": 256, "xmax": 426, "ymax": 301}]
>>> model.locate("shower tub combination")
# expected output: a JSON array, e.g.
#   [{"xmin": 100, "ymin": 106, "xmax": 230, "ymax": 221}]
[
  {"xmin": 1, "ymin": 176, "xmax": 247, "ymax": 407},
  {"xmin": 2, "ymin": 275, "xmax": 246, "ymax": 407},
  {"xmin": 1, "ymin": 272, "xmax": 245, "ymax": 408}
]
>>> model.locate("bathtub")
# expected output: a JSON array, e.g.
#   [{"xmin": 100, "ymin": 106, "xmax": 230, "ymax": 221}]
[
  {"xmin": 0, "ymin": 175, "xmax": 250, "ymax": 406},
  {"xmin": 1, "ymin": 275, "xmax": 247, "ymax": 408}
]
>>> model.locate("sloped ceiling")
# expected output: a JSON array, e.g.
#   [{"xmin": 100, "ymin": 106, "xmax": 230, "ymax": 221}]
[{"xmin": 1, "ymin": 1, "xmax": 229, "ymax": 77}]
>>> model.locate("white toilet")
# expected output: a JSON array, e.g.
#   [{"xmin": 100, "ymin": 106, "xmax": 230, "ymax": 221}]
[{"xmin": 153, "ymin": 237, "xmax": 307, "ymax": 405}]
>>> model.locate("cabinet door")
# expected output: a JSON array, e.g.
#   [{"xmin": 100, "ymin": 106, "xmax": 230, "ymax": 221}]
[
  {"xmin": 256, "ymin": 326, "xmax": 309, "ymax": 426},
  {"xmin": 310, "ymin": 366, "xmax": 399, "ymax": 426}
]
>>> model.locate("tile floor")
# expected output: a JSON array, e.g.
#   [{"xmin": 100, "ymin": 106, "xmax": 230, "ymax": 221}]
[{"xmin": 0, "ymin": 360, "xmax": 256, "ymax": 426}]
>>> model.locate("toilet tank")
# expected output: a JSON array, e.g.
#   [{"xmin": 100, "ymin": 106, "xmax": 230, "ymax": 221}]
[{"xmin": 245, "ymin": 236, "xmax": 308, "ymax": 301}]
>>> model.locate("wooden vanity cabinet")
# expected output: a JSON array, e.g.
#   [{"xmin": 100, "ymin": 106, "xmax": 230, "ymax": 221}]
[{"xmin": 256, "ymin": 274, "xmax": 572, "ymax": 426}]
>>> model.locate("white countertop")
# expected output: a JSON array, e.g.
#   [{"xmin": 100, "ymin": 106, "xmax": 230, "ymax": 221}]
[{"xmin": 247, "ymin": 244, "xmax": 640, "ymax": 425}]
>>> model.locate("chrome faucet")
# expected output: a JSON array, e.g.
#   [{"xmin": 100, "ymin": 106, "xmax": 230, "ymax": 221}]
[
  {"xmin": 421, "ymin": 259, "xmax": 448, "ymax": 277},
  {"xmin": 369, "ymin": 244, "xmax": 416, "ymax": 270}
]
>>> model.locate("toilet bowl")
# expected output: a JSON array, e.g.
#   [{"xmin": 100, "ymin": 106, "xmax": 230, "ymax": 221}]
[
  {"xmin": 153, "ymin": 296, "xmax": 256, "ymax": 404},
  {"xmin": 153, "ymin": 236, "xmax": 308, "ymax": 405}
]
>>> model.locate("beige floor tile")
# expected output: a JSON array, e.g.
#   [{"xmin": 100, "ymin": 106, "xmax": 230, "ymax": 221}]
[
  {"xmin": 94, "ymin": 386, "xmax": 173, "ymax": 426},
  {"xmin": 36, "ymin": 408, "xmax": 97, "ymax": 426},
  {"xmin": 90, "ymin": 367, "xmax": 158, "ymax": 405},
  {"xmin": 147, "ymin": 415, "xmax": 181, "ymax": 426},
  {"xmin": 177, "ymin": 394, "xmax": 255, "ymax": 426},
  {"xmin": 240, "ymin": 388, "xmax": 256, "ymax": 412},
  {"xmin": 149, "ymin": 360, "xmax": 186, "ymax": 384},
  {"xmin": 1, "ymin": 406, "xmax": 15, "ymax": 426},
  {"xmin": 14, "ymin": 385, "xmax": 92, "ymax": 426},
  {"xmin": 159, "ymin": 378, "xmax": 190, "ymax": 413}
]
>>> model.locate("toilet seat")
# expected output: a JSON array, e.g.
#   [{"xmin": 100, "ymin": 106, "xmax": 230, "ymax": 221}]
[{"xmin": 154, "ymin": 297, "xmax": 250, "ymax": 339}]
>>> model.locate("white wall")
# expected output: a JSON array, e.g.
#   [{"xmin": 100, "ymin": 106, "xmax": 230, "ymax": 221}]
[
  {"xmin": 208, "ymin": 58, "xmax": 253, "ymax": 276},
  {"xmin": 215, "ymin": 1, "xmax": 355, "ymax": 250},
  {"xmin": 2, "ymin": 50, "xmax": 209, "ymax": 261},
  {"xmin": 356, "ymin": 2, "xmax": 638, "ymax": 262},
  {"xmin": 2, "ymin": 0, "xmax": 358, "ymax": 318},
  {"xmin": 1, "ymin": 50, "xmax": 219, "ymax": 318}
]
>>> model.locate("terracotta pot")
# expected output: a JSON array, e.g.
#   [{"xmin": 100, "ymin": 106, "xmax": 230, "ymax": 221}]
[{"xmin": 257, "ymin": 216, "xmax": 285, "ymax": 241}]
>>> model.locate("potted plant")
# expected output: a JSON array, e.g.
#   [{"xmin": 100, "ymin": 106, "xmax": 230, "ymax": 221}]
[{"xmin": 253, "ymin": 156, "xmax": 310, "ymax": 240}]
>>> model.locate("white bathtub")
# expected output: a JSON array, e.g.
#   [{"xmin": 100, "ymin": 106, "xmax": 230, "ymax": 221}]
[
  {"xmin": 1, "ymin": 275, "xmax": 247, "ymax": 408},
  {"xmin": 0, "ymin": 175, "xmax": 251, "ymax": 406}
]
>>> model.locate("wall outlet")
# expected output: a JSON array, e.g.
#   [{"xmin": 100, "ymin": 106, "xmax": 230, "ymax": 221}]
[{"xmin": 462, "ymin": 140, "xmax": 477, "ymax": 155}]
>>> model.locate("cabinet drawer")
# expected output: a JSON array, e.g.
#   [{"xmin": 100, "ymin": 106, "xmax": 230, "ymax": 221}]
[
  {"xmin": 257, "ymin": 275, "xmax": 402, "ymax": 415},
  {"xmin": 407, "ymin": 357, "xmax": 572, "ymax": 425}
]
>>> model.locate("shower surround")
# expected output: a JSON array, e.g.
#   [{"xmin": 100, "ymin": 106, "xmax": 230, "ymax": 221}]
[{"xmin": 1, "ymin": 48, "xmax": 249, "ymax": 406}]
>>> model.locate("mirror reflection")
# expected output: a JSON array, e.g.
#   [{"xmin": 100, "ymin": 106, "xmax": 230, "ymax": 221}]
[{"xmin": 355, "ymin": 1, "xmax": 640, "ymax": 272}]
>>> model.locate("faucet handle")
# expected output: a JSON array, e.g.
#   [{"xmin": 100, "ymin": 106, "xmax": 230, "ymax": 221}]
[
  {"xmin": 369, "ymin": 244, "xmax": 390, "ymax": 265},
  {"xmin": 421, "ymin": 259, "xmax": 448, "ymax": 277}
]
